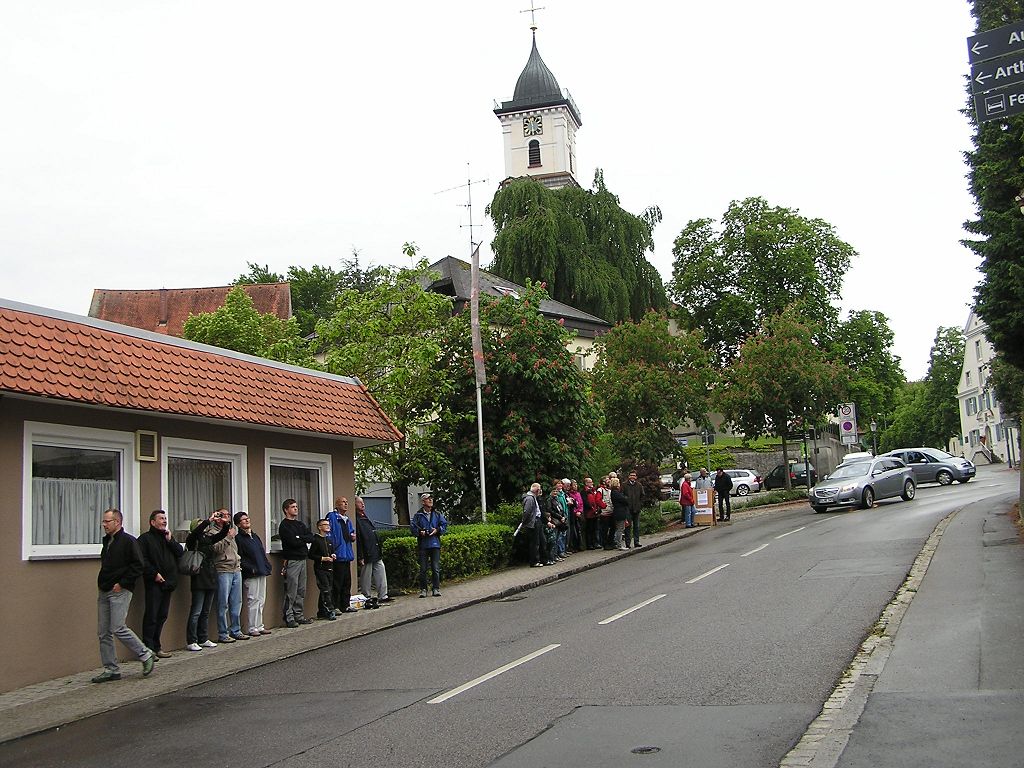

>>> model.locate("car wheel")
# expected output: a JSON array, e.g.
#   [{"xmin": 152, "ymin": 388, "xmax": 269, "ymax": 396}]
[
  {"xmin": 812, "ymin": 505, "xmax": 827, "ymax": 513},
  {"xmin": 901, "ymin": 479, "xmax": 916, "ymax": 501},
  {"xmin": 861, "ymin": 487, "xmax": 875, "ymax": 509},
  {"xmin": 936, "ymin": 470, "xmax": 953, "ymax": 486},
  {"xmin": 736, "ymin": 484, "xmax": 749, "ymax": 496}
]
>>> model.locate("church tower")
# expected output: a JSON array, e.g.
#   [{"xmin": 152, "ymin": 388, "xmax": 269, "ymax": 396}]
[{"xmin": 494, "ymin": 29, "xmax": 582, "ymax": 189}]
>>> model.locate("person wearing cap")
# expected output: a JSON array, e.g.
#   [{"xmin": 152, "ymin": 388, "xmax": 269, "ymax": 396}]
[
  {"xmin": 234, "ymin": 512, "xmax": 273, "ymax": 636},
  {"xmin": 410, "ymin": 492, "xmax": 447, "ymax": 597}
]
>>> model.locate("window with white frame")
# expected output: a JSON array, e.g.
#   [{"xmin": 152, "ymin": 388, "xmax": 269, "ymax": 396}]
[
  {"xmin": 23, "ymin": 422, "xmax": 137, "ymax": 559},
  {"xmin": 975, "ymin": 339, "xmax": 982, "ymax": 359},
  {"xmin": 966, "ymin": 370, "xmax": 972, "ymax": 386},
  {"xmin": 162, "ymin": 438, "xmax": 246, "ymax": 537},
  {"xmin": 265, "ymin": 449, "xmax": 332, "ymax": 550}
]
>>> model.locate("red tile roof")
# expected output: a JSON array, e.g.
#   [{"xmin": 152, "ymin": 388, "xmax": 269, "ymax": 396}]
[
  {"xmin": 89, "ymin": 284, "xmax": 292, "ymax": 337},
  {"xmin": 0, "ymin": 301, "xmax": 401, "ymax": 445}
]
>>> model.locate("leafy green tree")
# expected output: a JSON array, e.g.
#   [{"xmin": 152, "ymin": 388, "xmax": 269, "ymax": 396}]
[
  {"xmin": 880, "ymin": 381, "xmax": 930, "ymax": 451},
  {"xmin": 834, "ymin": 310, "xmax": 905, "ymax": 429},
  {"xmin": 591, "ymin": 312, "xmax": 715, "ymax": 465},
  {"xmin": 922, "ymin": 326, "xmax": 965, "ymax": 448},
  {"xmin": 235, "ymin": 251, "xmax": 391, "ymax": 336},
  {"xmin": 488, "ymin": 171, "xmax": 667, "ymax": 323},
  {"xmin": 668, "ymin": 197, "xmax": 856, "ymax": 365},
  {"xmin": 432, "ymin": 282, "xmax": 603, "ymax": 516},
  {"xmin": 714, "ymin": 307, "xmax": 848, "ymax": 488},
  {"xmin": 964, "ymin": 2, "xmax": 1024, "ymax": 371},
  {"xmin": 181, "ymin": 286, "xmax": 315, "ymax": 367},
  {"xmin": 315, "ymin": 261, "xmax": 456, "ymax": 523}
]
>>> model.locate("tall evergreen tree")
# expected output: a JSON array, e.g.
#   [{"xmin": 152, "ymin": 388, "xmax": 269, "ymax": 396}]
[
  {"xmin": 488, "ymin": 171, "xmax": 667, "ymax": 323},
  {"xmin": 964, "ymin": 1, "xmax": 1024, "ymax": 370}
]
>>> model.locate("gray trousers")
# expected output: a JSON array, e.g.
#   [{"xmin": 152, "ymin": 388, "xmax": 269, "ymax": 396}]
[
  {"xmin": 283, "ymin": 559, "xmax": 307, "ymax": 621},
  {"xmin": 98, "ymin": 588, "xmax": 149, "ymax": 673},
  {"xmin": 359, "ymin": 559, "xmax": 388, "ymax": 599}
]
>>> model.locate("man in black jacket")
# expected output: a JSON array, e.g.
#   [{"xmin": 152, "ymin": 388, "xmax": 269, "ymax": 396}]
[
  {"xmin": 278, "ymin": 498, "xmax": 314, "ymax": 628},
  {"xmin": 93, "ymin": 509, "xmax": 154, "ymax": 683},
  {"xmin": 714, "ymin": 468, "xmax": 734, "ymax": 521},
  {"xmin": 355, "ymin": 497, "xmax": 389, "ymax": 607},
  {"xmin": 624, "ymin": 471, "xmax": 644, "ymax": 548},
  {"xmin": 137, "ymin": 510, "xmax": 183, "ymax": 659}
]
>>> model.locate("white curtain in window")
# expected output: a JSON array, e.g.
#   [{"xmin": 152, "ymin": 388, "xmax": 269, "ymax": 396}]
[
  {"xmin": 168, "ymin": 457, "xmax": 231, "ymax": 534},
  {"xmin": 269, "ymin": 466, "xmax": 320, "ymax": 539},
  {"xmin": 32, "ymin": 478, "xmax": 116, "ymax": 545}
]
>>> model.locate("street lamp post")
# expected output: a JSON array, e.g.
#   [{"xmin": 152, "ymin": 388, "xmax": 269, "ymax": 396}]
[{"xmin": 870, "ymin": 419, "xmax": 878, "ymax": 456}]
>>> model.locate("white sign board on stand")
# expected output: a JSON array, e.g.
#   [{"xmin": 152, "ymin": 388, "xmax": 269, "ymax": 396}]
[{"xmin": 839, "ymin": 403, "xmax": 859, "ymax": 446}]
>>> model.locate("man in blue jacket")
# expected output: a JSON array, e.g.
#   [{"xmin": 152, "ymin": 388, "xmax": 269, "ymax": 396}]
[
  {"xmin": 410, "ymin": 492, "xmax": 447, "ymax": 598},
  {"xmin": 326, "ymin": 496, "xmax": 357, "ymax": 614}
]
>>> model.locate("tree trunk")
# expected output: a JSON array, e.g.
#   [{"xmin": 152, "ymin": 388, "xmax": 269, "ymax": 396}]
[
  {"xmin": 392, "ymin": 481, "xmax": 410, "ymax": 526},
  {"xmin": 780, "ymin": 431, "xmax": 792, "ymax": 491}
]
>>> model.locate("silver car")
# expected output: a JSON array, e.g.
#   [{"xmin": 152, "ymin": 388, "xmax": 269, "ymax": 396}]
[
  {"xmin": 808, "ymin": 456, "xmax": 916, "ymax": 513},
  {"xmin": 882, "ymin": 448, "xmax": 976, "ymax": 485},
  {"xmin": 725, "ymin": 469, "xmax": 760, "ymax": 496}
]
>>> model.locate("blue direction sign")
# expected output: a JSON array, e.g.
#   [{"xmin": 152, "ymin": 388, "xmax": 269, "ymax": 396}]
[
  {"xmin": 974, "ymin": 85, "xmax": 1024, "ymax": 123},
  {"xmin": 968, "ymin": 21, "xmax": 1024, "ymax": 64},
  {"xmin": 971, "ymin": 51, "xmax": 1024, "ymax": 93}
]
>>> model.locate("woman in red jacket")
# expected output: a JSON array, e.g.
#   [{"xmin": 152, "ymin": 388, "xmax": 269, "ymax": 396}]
[{"xmin": 679, "ymin": 473, "xmax": 696, "ymax": 528}]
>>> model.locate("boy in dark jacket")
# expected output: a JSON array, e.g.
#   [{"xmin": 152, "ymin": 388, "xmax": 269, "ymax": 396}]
[{"xmin": 309, "ymin": 519, "xmax": 338, "ymax": 619}]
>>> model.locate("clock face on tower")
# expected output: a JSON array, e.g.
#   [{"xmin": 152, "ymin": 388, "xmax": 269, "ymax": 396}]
[{"xmin": 523, "ymin": 116, "xmax": 543, "ymax": 136}]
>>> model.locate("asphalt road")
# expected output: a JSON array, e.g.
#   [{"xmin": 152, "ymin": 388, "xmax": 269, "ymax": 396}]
[{"xmin": 3, "ymin": 470, "xmax": 1014, "ymax": 768}]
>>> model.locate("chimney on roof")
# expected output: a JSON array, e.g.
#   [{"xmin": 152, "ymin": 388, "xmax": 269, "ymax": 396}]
[{"xmin": 158, "ymin": 288, "xmax": 168, "ymax": 327}]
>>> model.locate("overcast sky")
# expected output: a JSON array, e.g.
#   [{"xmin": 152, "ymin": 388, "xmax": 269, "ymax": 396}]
[{"xmin": 0, "ymin": 1, "xmax": 978, "ymax": 379}]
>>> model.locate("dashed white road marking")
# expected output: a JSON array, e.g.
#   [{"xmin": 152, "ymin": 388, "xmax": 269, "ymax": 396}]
[
  {"xmin": 598, "ymin": 594, "xmax": 667, "ymax": 625},
  {"xmin": 685, "ymin": 564, "xmax": 730, "ymax": 584},
  {"xmin": 741, "ymin": 543, "xmax": 770, "ymax": 557},
  {"xmin": 427, "ymin": 644, "xmax": 560, "ymax": 703},
  {"xmin": 775, "ymin": 526, "xmax": 806, "ymax": 539}
]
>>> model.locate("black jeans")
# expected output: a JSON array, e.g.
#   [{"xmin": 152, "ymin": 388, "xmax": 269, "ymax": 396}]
[
  {"xmin": 331, "ymin": 560, "xmax": 351, "ymax": 612},
  {"xmin": 527, "ymin": 524, "xmax": 549, "ymax": 564},
  {"xmin": 142, "ymin": 582, "xmax": 172, "ymax": 652},
  {"xmin": 315, "ymin": 569, "xmax": 335, "ymax": 616},
  {"xmin": 418, "ymin": 547, "xmax": 441, "ymax": 591},
  {"xmin": 629, "ymin": 512, "xmax": 641, "ymax": 545},
  {"xmin": 583, "ymin": 517, "xmax": 599, "ymax": 549},
  {"xmin": 718, "ymin": 492, "xmax": 731, "ymax": 519}
]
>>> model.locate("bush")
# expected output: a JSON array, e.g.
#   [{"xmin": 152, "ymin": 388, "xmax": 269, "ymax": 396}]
[
  {"xmin": 660, "ymin": 500, "xmax": 682, "ymax": 518},
  {"xmin": 741, "ymin": 489, "xmax": 807, "ymax": 508},
  {"xmin": 488, "ymin": 502, "xmax": 523, "ymax": 529},
  {"xmin": 638, "ymin": 505, "xmax": 667, "ymax": 535},
  {"xmin": 379, "ymin": 523, "xmax": 515, "ymax": 591}
]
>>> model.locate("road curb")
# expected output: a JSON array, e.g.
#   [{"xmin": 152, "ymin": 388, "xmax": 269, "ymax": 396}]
[{"xmin": 778, "ymin": 505, "xmax": 961, "ymax": 768}]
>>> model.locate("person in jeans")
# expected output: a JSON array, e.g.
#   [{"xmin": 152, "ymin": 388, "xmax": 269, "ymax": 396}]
[
  {"xmin": 679, "ymin": 472, "xmax": 696, "ymax": 528},
  {"xmin": 278, "ymin": 498, "xmax": 314, "ymax": 628},
  {"xmin": 92, "ymin": 509, "xmax": 154, "ymax": 682},
  {"xmin": 326, "ymin": 497, "xmax": 357, "ymax": 615},
  {"xmin": 609, "ymin": 477, "xmax": 630, "ymax": 551},
  {"xmin": 137, "ymin": 509, "xmax": 183, "ymax": 659},
  {"xmin": 410, "ymin": 492, "xmax": 447, "ymax": 597},
  {"xmin": 211, "ymin": 508, "xmax": 248, "ymax": 642},
  {"xmin": 234, "ymin": 512, "xmax": 273, "ymax": 636},
  {"xmin": 185, "ymin": 513, "xmax": 229, "ymax": 652}
]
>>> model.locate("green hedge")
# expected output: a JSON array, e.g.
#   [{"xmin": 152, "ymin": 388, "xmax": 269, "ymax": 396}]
[
  {"xmin": 738, "ymin": 489, "xmax": 808, "ymax": 508},
  {"xmin": 379, "ymin": 523, "xmax": 515, "ymax": 591}
]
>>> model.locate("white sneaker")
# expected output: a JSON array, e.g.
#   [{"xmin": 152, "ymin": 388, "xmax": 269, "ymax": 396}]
[
  {"xmin": 186, "ymin": 643, "xmax": 202, "ymax": 652},
  {"xmin": 200, "ymin": 640, "xmax": 218, "ymax": 648}
]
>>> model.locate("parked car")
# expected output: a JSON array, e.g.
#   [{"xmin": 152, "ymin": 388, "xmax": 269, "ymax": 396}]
[
  {"xmin": 882, "ymin": 448, "xmax": 976, "ymax": 485},
  {"xmin": 808, "ymin": 456, "xmax": 916, "ymax": 513},
  {"xmin": 659, "ymin": 473, "xmax": 677, "ymax": 501},
  {"xmin": 838, "ymin": 451, "xmax": 874, "ymax": 465},
  {"xmin": 725, "ymin": 469, "xmax": 761, "ymax": 496},
  {"xmin": 762, "ymin": 462, "xmax": 817, "ymax": 490}
]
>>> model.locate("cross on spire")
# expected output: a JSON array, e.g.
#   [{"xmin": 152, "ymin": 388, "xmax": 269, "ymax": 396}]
[{"xmin": 519, "ymin": 0, "xmax": 546, "ymax": 32}]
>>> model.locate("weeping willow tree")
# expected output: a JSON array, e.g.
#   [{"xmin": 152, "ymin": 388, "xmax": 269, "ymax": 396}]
[{"xmin": 487, "ymin": 170, "xmax": 667, "ymax": 323}]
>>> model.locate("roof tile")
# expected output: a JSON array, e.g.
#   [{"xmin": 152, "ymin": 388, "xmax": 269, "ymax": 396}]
[{"xmin": 0, "ymin": 305, "xmax": 402, "ymax": 443}]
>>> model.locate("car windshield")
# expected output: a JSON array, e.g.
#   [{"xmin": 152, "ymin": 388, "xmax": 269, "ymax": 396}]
[
  {"xmin": 922, "ymin": 448, "xmax": 954, "ymax": 460},
  {"xmin": 828, "ymin": 463, "xmax": 870, "ymax": 480}
]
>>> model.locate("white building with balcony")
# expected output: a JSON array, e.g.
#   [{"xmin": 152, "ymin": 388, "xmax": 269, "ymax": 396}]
[{"xmin": 951, "ymin": 310, "xmax": 1016, "ymax": 465}]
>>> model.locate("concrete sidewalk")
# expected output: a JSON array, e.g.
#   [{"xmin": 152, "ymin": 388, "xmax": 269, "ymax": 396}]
[
  {"xmin": 783, "ymin": 489, "xmax": 1024, "ymax": 768},
  {"xmin": 0, "ymin": 517, "xmax": 727, "ymax": 744}
]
